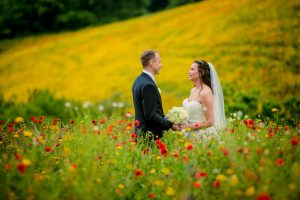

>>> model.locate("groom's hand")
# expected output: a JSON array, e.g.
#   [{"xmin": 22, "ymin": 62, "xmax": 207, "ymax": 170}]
[{"xmin": 172, "ymin": 124, "xmax": 180, "ymax": 131}]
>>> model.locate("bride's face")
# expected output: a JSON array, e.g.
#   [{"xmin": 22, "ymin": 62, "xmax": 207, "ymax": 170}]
[{"xmin": 188, "ymin": 63, "xmax": 200, "ymax": 81}]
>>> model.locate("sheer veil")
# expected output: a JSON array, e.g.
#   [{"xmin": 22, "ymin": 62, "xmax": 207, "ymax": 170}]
[{"xmin": 208, "ymin": 63, "xmax": 226, "ymax": 129}]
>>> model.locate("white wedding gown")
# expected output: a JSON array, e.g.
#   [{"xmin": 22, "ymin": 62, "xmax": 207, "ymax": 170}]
[{"xmin": 182, "ymin": 98, "xmax": 220, "ymax": 141}]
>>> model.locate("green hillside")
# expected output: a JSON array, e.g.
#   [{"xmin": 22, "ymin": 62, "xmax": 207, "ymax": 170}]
[{"xmin": 0, "ymin": 0, "xmax": 299, "ymax": 113}]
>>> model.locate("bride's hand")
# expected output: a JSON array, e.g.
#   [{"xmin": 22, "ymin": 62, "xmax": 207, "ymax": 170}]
[{"xmin": 179, "ymin": 123, "xmax": 187, "ymax": 130}]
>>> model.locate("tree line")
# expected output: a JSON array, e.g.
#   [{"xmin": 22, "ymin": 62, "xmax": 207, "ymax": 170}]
[{"xmin": 0, "ymin": 0, "xmax": 200, "ymax": 39}]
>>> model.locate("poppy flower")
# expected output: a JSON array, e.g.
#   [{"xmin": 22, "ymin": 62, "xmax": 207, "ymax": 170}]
[
  {"xmin": 193, "ymin": 182, "xmax": 201, "ymax": 188},
  {"xmin": 131, "ymin": 133, "xmax": 136, "ymax": 139},
  {"xmin": 5, "ymin": 163, "xmax": 11, "ymax": 171},
  {"xmin": 100, "ymin": 118, "xmax": 107, "ymax": 124},
  {"xmin": 45, "ymin": 147, "xmax": 52, "ymax": 152},
  {"xmin": 186, "ymin": 144, "xmax": 193, "ymax": 151},
  {"xmin": 195, "ymin": 171, "xmax": 208, "ymax": 178},
  {"xmin": 135, "ymin": 120, "xmax": 140, "ymax": 126},
  {"xmin": 256, "ymin": 192, "xmax": 272, "ymax": 200},
  {"xmin": 213, "ymin": 180, "xmax": 221, "ymax": 188},
  {"xmin": 15, "ymin": 153, "xmax": 21, "ymax": 160},
  {"xmin": 275, "ymin": 158, "xmax": 284, "ymax": 167},
  {"xmin": 17, "ymin": 163, "xmax": 26, "ymax": 173},
  {"xmin": 133, "ymin": 169, "xmax": 144, "ymax": 177},
  {"xmin": 148, "ymin": 193, "xmax": 155, "ymax": 199},
  {"xmin": 291, "ymin": 137, "xmax": 299, "ymax": 146},
  {"xmin": 70, "ymin": 119, "xmax": 74, "ymax": 124}
]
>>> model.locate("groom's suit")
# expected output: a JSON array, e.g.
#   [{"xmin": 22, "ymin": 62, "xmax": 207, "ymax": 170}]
[{"xmin": 132, "ymin": 72, "xmax": 173, "ymax": 138}]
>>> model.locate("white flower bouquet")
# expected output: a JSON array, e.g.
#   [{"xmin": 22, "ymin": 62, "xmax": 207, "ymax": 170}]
[{"xmin": 165, "ymin": 107, "xmax": 188, "ymax": 124}]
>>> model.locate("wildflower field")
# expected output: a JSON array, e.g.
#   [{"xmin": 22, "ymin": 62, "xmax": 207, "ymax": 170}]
[{"xmin": 0, "ymin": 113, "xmax": 299, "ymax": 200}]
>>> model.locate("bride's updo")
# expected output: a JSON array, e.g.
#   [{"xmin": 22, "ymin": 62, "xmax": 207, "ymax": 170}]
[{"xmin": 194, "ymin": 60, "xmax": 212, "ymax": 90}]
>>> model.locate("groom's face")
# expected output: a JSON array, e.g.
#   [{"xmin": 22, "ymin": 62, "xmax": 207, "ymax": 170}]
[{"xmin": 150, "ymin": 53, "xmax": 162, "ymax": 75}]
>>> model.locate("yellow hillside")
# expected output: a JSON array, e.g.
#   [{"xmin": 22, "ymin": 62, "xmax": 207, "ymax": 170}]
[{"xmin": 0, "ymin": 0, "xmax": 299, "ymax": 111}]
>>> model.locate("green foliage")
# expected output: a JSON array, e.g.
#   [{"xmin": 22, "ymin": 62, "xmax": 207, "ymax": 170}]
[
  {"xmin": 0, "ymin": 0, "xmax": 201, "ymax": 38},
  {"xmin": 56, "ymin": 10, "xmax": 97, "ymax": 29},
  {"xmin": 284, "ymin": 96, "xmax": 300, "ymax": 122},
  {"xmin": 0, "ymin": 90, "xmax": 131, "ymax": 123}
]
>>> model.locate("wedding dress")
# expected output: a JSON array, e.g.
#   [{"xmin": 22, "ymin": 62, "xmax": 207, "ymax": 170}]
[{"xmin": 182, "ymin": 98, "xmax": 219, "ymax": 140}]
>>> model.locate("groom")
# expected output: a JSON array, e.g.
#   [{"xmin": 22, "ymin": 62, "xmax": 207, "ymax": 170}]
[{"xmin": 132, "ymin": 50, "xmax": 179, "ymax": 138}]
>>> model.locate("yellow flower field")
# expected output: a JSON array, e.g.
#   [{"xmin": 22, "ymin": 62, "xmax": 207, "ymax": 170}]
[{"xmin": 0, "ymin": 0, "xmax": 299, "ymax": 111}]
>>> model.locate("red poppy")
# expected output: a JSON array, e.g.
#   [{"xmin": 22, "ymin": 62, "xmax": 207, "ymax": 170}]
[
  {"xmin": 256, "ymin": 148, "xmax": 263, "ymax": 155},
  {"xmin": 45, "ymin": 146, "xmax": 52, "ymax": 152},
  {"xmin": 98, "ymin": 155, "xmax": 103, "ymax": 160},
  {"xmin": 17, "ymin": 163, "xmax": 26, "ymax": 173},
  {"xmin": 135, "ymin": 120, "xmax": 140, "ymax": 126},
  {"xmin": 39, "ymin": 116, "xmax": 44, "ymax": 120},
  {"xmin": 174, "ymin": 153, "xmax": 179, "ymax": 158},
  {"xmin": 52, "ymin": 121, "xmax": 57, "ymax": 126},
  {"xmin": 183, "ymin": 155, "xmax": 189, "ymax": 162},
  {"xmin": 92, "ymin": 120, "xmax": 97, "ymax": 125},
  {"xmin": 113, "ymin": 135, "xmax": 117, "ymax": 140},
  {"xmin": 256, "ymin": 192, "xmax": 272, "ymax": 200},
  {"xmin": 195, "ymin": 171, "xmax": 208, "ymax": 178},
  {"xmin": 231, "ymin": 128, "xmax": 235, "ymax": 133},
  {"xmin": 7, "ymin": 123, "xmax": 13, "ymax": 127},
  {"xmin": 213, "ymin": 180, "xmax": 221, "ymax": 188},
  {"xmin": 148, "ymin": 193, "xmax": 155, "ymax": 199},
  {"xmin": 0, "ymin": 120, "xmax": 3, "ymax": 125},
  {"xmin": 38, "ymin": 120, "xmax": 43, "ymax": 124},
  {"xmin": 133, "ymin": 169, "xmax": 144, "ymax": 177},
  {"xmin": 131, "ymin": 133, "xmax": 136, "ymax": 139},
  {"xmin": 5, "ymin": 163, "xmax": 11, "ymax": 171},
  {"xmin": 223, "ymin": 148, "xmax": 229, "ymax": 156},
  {"xmin": 70, "ymin": 119, "xmax": 74, "ymax": 124},
  {"xmin": 193, "ymin": 182, "xmax": 202, "ymax": 188},
  {"xmin": 30, "ymin": 116, "xmax": 37, "ymax": 122},
  {"xmin": 237, "ymin": 147, "xmax": 243, "ymax": 154},
  {"xmin": 100, "ymin": 118, "xmax": 107, "ymax": 124},
  {"xmin": 186, "ymin": 144, "xmax": 193, "ymax": 151},
  {"xmin": 160, "ymin": 147, "xmax": 168, "ymax": 157},
  {"xmin": 291, "ymin": 137, "xmax": 299, "ymax": 146},
  {"xmin": 15, "ymin": 153, "xmax": 21, "ymax": 160},
  {"xmin": 275, "ymin": 158, "xmax": 284, "ymax": 167}
]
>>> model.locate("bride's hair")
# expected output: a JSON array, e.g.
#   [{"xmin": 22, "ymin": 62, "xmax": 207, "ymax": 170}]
[{"xmin": 194, "ymin": 60, "xmax": 212, "ymax": 91}]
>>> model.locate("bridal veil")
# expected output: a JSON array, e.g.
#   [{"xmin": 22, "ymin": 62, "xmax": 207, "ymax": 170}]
[{"xmin": 208, "ymin": 63, "xmax": 226, "ymax": 129}]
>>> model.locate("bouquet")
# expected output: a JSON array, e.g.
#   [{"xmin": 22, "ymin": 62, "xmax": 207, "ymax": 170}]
[{"xmin": 165, "ymin": 107, "xmax": 188, "ymax": 124}]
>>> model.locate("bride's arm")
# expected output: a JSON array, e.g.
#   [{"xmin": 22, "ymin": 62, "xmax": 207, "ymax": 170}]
[{"xmin": 189, "ymin": 90, "xmax": 214, "ymax": 130}]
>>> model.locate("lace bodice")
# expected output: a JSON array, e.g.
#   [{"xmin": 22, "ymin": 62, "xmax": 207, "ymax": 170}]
[{"xmin": 182, "ymin": 98, "xmax": 206, "ymax": 123}]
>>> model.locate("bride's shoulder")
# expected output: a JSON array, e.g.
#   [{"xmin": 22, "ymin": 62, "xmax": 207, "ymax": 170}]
[{"xmin": 202, "ymin": 85, "xmax": 213, "ymax": 95}]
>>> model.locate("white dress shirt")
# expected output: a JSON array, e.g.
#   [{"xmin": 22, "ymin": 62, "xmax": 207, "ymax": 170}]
[{"xmin": 143, "ymin": 69, "xmax": 156, "ymax": 83}]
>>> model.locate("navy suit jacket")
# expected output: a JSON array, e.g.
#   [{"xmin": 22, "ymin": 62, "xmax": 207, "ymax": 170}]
[{"xmin": 132, "ymin": 72, "xmax": 173, "ymax": 138}]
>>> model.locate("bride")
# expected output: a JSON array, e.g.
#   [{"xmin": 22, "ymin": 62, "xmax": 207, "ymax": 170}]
[{"xmin": 181, "ymin": 60, "xmax": 226, "ymax": 140}]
